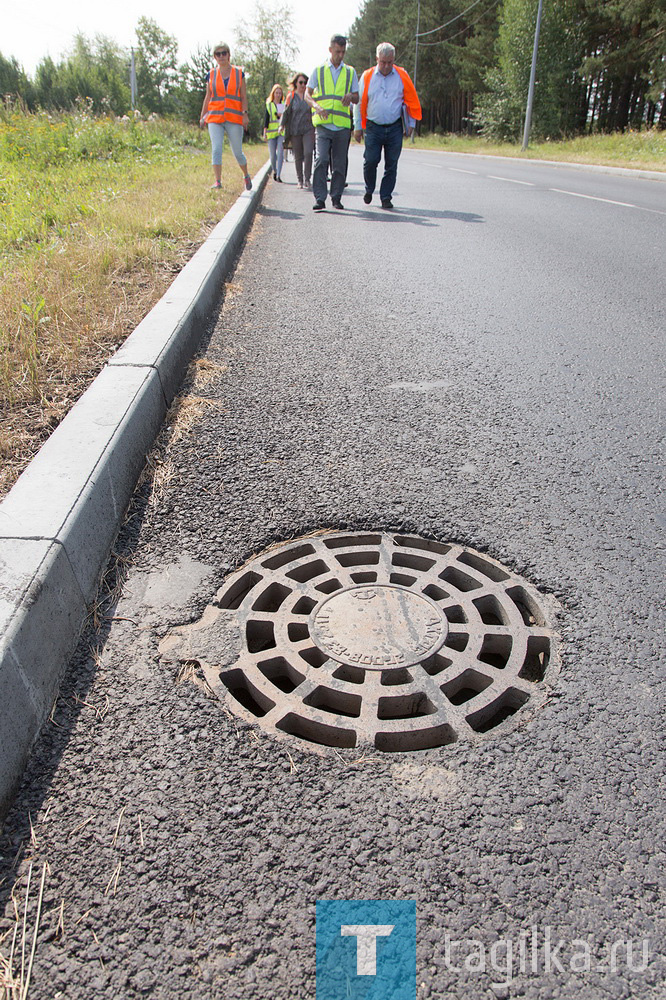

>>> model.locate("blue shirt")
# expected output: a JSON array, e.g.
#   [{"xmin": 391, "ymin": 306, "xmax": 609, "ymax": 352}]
[
  {"xmin": 307, "ymin": 60, "xmax": 359, "ymax": 131},
  {"xmin": 353, "ymin": 66, "xmax": 415, "ymax": 130}
]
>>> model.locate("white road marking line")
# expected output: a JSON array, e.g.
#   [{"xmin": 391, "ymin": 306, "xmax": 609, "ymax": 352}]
[
  {"xmin": 488, "ymin": 175, "xmax": 534, "ymax": 186},
  {"xmin": 633, "ymin": 205, "xmax": 666, "ymax": 217},
  {"xmin": 412, "ymin": 159, "xmax": 664, "ymax": 214},
  {"xmin": 550, "ymin": 188, "xmax": 635, "ymax": 208}
]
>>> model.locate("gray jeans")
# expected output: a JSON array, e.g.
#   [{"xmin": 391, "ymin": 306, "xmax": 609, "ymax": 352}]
[
  {"xmin": 313, "ymin": 126, "xmax": 350, "ymax": 203},
  {"xmin": 267, "ymin": 135, "xmax": 284, "ymax": 177},
  {"xmin": 290, "ymin": 131, "xmax": 315, "ymax": 184}
]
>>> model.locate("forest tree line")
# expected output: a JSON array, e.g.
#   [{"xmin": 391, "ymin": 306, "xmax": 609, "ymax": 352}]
[
  {"xmin": 347, "ymin": 0, "xmax": 666, "ymax": 138},
  {"xmin": 1, "ymin": 1, "xmax": 665, "ymax": 140}
]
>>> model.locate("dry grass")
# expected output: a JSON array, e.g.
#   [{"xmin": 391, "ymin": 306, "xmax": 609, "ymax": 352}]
[
  {"xmin": 0, "ymin": 862, "xmax": 47, "ymax": 1000},
  {"xmin": 165, "ymin": 394, "xmax": 224, "ymax": 445},
  {"xmin": 0, "ymin": 134, "xmax": 266, "ymax": 498},
  {"xmin": 413, "ymin": 129, "xmax": 666, "ymax": 171},
  {"xmin": 133, "ymin": 352, "xmax": 228, "ymax": 514}
]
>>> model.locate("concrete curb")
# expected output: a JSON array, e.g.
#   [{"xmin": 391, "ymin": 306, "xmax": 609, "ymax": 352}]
[
  {"xmin": 409, "ymin": 148, "xmax": 666, "ymax": 181},
  {"xmin": 0, "ymin": 159, "xmax": 272, "ymax": 819}
]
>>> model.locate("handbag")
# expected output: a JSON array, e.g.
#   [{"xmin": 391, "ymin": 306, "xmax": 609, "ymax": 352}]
[{"xmin": 281, "ymin": 92, "xmax": 295, "ymax": 148}]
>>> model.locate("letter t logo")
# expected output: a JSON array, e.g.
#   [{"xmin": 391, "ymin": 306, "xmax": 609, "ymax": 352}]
[
  {"xmin": 316, "ymin": 899, "xmax": 415, "ymax": 999},
  {"xmin": 340, "ymin": 924, "xmax": 394, "ymax": 975}
]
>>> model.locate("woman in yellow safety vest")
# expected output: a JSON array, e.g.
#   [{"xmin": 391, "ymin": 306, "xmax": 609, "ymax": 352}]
[
  {"xmin": 263, "ymin": 84, "xmax": 286, "ymax": 182},
  {"xmin": 199, "ymin": 43, "xmax": 252, "ymax": 191}
]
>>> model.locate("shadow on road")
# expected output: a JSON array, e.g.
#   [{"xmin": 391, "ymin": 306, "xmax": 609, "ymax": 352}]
[
  {"xmin": 319, "ymin": 206, "xmax": 484, "ymax": 226},
  {"xmin": 257, "ymin": 206, "xmax": 305, "ymax": 221},
  {"xmin": 297, "ymin": 185, "xmax": 484, "ymax": 225},
  {"xmin": 366, "ymin": 206, "xmax": 484, "ymax": 225}
]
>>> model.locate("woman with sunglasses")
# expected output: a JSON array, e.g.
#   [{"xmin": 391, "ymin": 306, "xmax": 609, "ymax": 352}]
[
  {"xmin": 200, "ymin": 43, "xmax": 252, "ymax": 191},
  {"xmin": 283, "ymin": 73, "xmax": 316, "ymax": 189}
]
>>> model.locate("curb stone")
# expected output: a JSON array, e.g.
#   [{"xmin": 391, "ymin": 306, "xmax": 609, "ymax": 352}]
[{"xmin": 0, "ymin": 159, "xmax": 272, "ymax": 821}]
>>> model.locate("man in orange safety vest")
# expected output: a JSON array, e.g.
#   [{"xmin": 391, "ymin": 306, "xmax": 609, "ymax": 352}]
[{"xmin": 353, "ymin": 43, "xmax": 421, "ymax": 209}]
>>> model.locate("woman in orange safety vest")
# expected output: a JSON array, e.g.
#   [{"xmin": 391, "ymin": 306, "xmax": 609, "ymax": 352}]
[{"xmin": 199, "ymin": 43, "xmax": 252, "ymax": 191}]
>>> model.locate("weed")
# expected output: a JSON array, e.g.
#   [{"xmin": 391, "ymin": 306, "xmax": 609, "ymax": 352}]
[{"xmin": 0, "ymin": 110, "xmax": 266, "ymax": 496}]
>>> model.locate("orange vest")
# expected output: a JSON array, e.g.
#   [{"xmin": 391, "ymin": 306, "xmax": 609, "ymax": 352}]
[
  {"xmin": 359, "ymin": 65, "xmax": 422, "ymax": 129},
  {"xmin": 207, "ymin": 66, "xmax": 243, "ymax": 125}
]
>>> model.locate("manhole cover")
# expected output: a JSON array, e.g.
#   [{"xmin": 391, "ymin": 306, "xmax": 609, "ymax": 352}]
[
  {"xmin": 161, "ymin": 532, "xmax": 559, "ymax": 752},
  {"xmin": 310, "ymin": 585, "xmax": 448, "ymax": 669}
]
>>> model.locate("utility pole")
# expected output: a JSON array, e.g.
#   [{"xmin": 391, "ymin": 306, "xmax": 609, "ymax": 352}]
[
  {"xmin": 412, "ymin": 0, "xmax": 420, "ymax": 144},
  {"xmin": 522, "ymin": 0, "xmax": 544, "ymax": 150},
  {"xmin": 130, "ymin": 48, "xmax": 137, "ymax": 111}
]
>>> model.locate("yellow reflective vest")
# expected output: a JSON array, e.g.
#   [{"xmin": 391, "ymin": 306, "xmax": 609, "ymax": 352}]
[
  {"xmin": 265, "ymin": 100, "xmax": 280, "ymax": 139},
  {"xmin": 311, "ymin": 64, "xmax": 355, "ymax": 129}
]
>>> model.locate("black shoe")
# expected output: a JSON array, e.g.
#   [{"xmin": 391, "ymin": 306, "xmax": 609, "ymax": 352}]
[
  {"xmin": 363, "ymin": 191, "xmax": 372, "ymax": 204},
  {"xmin": 332, "ymin": 200, "xmax": 344, "ymax": 210},
  {"xmin": 313, "ymin": 201, "xmax": 325, "ymax": 211},
  {"xmin": 381, "ymin": 198, "xmax": 393, "ymax": 209},
  {"xmin": 275, "ymin": 175, "xmax": 282, "ymax": 182}
]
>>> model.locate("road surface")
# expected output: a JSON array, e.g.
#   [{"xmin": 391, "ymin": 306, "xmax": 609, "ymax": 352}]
[{"xmin": 1, "ymin": 147, "xmax": 664, "ymax": 999}]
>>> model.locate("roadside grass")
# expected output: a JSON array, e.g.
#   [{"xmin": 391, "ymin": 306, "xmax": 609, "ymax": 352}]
[
  {"xmin": 0, "ymin": 108, "xmax": 266, "ymax": 497},
  {"xmin": 412, "ymin": 129, "xmax": 666, "ymax": 171}
]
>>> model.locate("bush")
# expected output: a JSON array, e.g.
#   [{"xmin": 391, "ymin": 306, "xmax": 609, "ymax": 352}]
[{"xmin": 0, "ymin": 104, "xmax": 208, "ymax": 169}]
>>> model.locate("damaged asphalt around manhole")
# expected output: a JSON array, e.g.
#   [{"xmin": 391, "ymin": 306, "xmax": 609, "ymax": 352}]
[
  {"xmin": 1, "ymin": 152, "xmax": 664, "ymax": 999},
  {"xmin": 160, "ymin": 532, "xmax": 559, "ymax": 753}
]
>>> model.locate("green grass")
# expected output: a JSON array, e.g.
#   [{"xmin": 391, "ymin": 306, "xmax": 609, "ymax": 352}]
[
  {"xmin": 412, "ymin": 130, "xmax": 666, "ymax": 171},
  {"xmin": 0, "ymin": 107, "xmax": 266, "ymax": 496},
  {"xmin": 0, "ymin": 109, "xmax": 213, "ymax": 252}
]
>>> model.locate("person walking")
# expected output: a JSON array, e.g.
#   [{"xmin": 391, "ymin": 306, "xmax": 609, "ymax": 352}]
[
  {"xmin": 200, "ymin": 43, "xmax": 252, "ymax": 191},
  {"xmin": 306, "ymin": 34, "xmax": 359, "ymax": 211},
  {"xmin": 283, "ymin": 73, "xmax": 316, "ymax": 189},
  {"xmin": 353, "ymin": 42, "xmax": 421, "ymax": 209},
  {"xmin": 264, "ymin": 84, "xmax": 285, "ymax": 182}
]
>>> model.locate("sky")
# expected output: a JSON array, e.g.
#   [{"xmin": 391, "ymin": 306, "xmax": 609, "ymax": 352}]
[{"xmin": 2, "ymin": 0, "xmax": 366, "ymax": 78}]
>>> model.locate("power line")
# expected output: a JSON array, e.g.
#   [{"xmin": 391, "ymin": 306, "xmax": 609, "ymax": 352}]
[
  {"xmin": 416, "ymin": 0, "xmax": 488, "ymax": 38},
  {"xmin": 419, "ymin": 0, "xmax": 502, "ymax": 46}
]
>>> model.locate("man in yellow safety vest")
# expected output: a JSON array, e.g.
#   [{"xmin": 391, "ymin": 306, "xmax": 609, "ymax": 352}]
[{"xmin": 306, "ymin": 35, "xmax": 359, "ymax": 212}]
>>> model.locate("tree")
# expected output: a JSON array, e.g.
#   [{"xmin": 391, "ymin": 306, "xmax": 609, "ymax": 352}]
[
  {"xmin": 173, "ymin": 45, "xmax": 214, "ymax": 123},
  {"xmin": 579, "ymin": 0, "xmax": 666, "ymax": 131},
  {"xmin": 235, "ymin": 2, "xmax": 298, "ymax": 135},
  {"xmin": 474, "ymin": 0, "xmax": 584, "ymax": 140},
  {"xmin": 0, "ymin": 52, "xmax": 35, "ymax": 108},
  {"xmin": 32, "ymin": 35, "xmax": 131, "ymax": 114},
  {"xmin": 135, "ymin": 16, "xmax": 179, "ymax": 113},
  {"xmin": 347, "ymin": 0, "xmax": 501, "ymax": 133}
]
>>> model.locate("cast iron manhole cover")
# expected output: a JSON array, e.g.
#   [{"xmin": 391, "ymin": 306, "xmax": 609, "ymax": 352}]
[
  {"xmin": 161, "ymin": 532, "xmax": 559, "ymax": 751},
  {"xmin": 310, "ymin": 585, "xmax": 448, "ymax": 669}
]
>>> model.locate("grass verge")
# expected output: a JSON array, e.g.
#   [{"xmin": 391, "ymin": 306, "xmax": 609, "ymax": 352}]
[
  {"xmin": 0, "ymin": 110, "xmax": 266, "ymax": 498},
  {"xmin": 411, "ymin": 130, "xmax": 666, "ymax": 171}
]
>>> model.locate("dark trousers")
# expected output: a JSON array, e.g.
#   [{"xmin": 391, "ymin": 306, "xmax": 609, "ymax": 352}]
[
  {"xmin": 313, "ymin": 126, "xmax": 350, "ymax": 203},
  {"xmin": 363, "ymin": 119, "xmax": 404, "ymax": 201}
]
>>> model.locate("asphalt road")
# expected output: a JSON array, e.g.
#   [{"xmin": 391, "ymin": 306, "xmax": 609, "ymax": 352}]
[{"xmin": 1, "ymin": 147, "xmax": 665, "ymax": 1000}]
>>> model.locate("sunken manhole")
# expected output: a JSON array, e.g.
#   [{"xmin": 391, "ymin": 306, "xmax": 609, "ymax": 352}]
[{"xmin": 161, "ymin": 532, "xmax": 559, "ymax": 752}]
